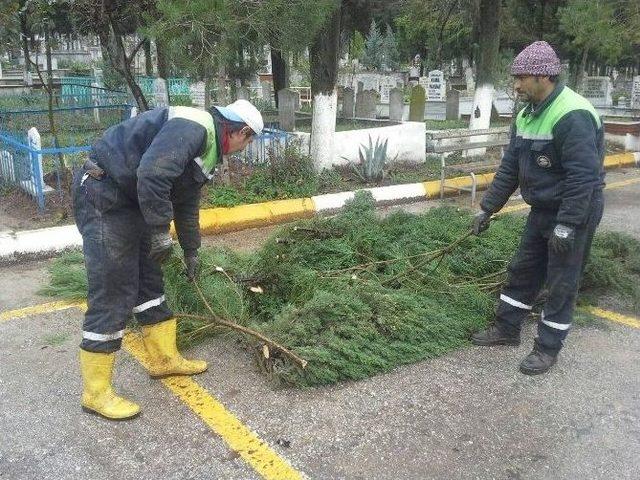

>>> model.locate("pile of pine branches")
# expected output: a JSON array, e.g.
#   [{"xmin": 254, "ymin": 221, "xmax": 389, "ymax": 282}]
[{"xmin": 43, "ymin": 192, "xmax": 640, "ymax": 387}]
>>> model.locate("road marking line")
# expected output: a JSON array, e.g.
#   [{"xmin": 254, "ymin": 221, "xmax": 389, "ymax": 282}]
[
  {"xmin": 496, "ymin": 176, "xmax": 640, "ymax": 216},
  {"xmin": 605, "ymin": 177, "xmax": 640, "ymax": 189},
  {"xmin": 586, "ymin": 307, "xmax": 640, "ymax": 329},
  {"xmin": 0, "ymin": 301, "xmax": 304, "ymax": 480},
  {"xmin": 123, "ymin": 333, "xmax": 304, "ymax": 480},
  {"xmin": 0, "ymin": 300, "xmax": 85, "ymax": 323}
]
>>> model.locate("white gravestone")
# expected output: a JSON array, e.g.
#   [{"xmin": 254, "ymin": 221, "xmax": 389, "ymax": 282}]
[
  {"xmin": 154, "ymin": 78, "xmax": 169, "ymax": 107},
  {"xmin": 379, "ymin": 77, "xmax": 397, "ymax": 104},
  {"xmin": 582, "ymin": 76, "xmax": 612, "ymax": 107},
  {"xmin": 190, "ymin": 81, "xmax": 206, "ymax": 110},
  {"xmin": 427, "ymin": 70, "xmax": 446, "ymax": 101},
  {"xmin": 631, "ymin": 76, "xmax": 640, "ymax": 110},
  {"xmin": 27, "ymin": 127, "xmax": 52, "ymax": 202}
]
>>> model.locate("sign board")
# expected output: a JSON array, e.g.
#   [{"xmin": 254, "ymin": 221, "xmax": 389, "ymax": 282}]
[{"xmin": 426, "ymin": 70, "xmax": 446, "ymax": 101}]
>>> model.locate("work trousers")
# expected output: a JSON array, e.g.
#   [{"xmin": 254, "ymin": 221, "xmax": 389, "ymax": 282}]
[
  {"xmin": 72, "ymin": 166, "xmax": 173, "ymax": 353},
  {"xmin": 495, "ymin": 194, "xmax": 604, "ymax": 354}
]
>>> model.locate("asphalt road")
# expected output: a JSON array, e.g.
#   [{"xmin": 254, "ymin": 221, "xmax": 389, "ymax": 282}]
[{"xmin": 1, "ymin": 168, "xmax": 639, "ymax": 480}]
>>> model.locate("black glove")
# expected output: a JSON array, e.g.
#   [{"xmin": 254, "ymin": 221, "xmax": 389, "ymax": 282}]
[
  {"xmin": 184, "ymin": 250, "xmax": 200, "ymax": 281},
  {"xmin": 149, "ymin": 227, "xmax": 174, "ymax": 264},
  {"xmin": 472, "ymin": 210, "xmax": 492, "ymax": 235},
  {"xmin": 549, "ymin": 224, "xmax": 575, "ymax": 254}
]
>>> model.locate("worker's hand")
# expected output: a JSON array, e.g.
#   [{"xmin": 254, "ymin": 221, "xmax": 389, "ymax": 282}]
[
  {"xmin": 549, "ymin": 224, "xmax": 575, "ymax": 254},
  {"xmin": 184, "ymin": 250, "xmax": 200, "ymax": 281},
  {"xmin": 149, "ymin": 228, "xmax": 174, "ymax": 264},
  {"xmin": 472, "ymin": 210, "xmax": 492, "ymax": 235}
]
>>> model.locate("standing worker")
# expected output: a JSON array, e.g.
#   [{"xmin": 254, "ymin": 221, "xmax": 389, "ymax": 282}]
[
  {"xmin": 470, "ymin": 41, "xmax": 605, "ymax": 375},
  {"xmin": 74, "ymin": 100, "xmax": 264, "ymax": 419}
]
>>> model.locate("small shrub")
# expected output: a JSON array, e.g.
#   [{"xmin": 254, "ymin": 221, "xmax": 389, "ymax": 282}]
[
  {"xmin": 205, "ymin": 185, "xmax": 244, "ymax": 207},
  {"xmin": 349, "ymin": 135, "xmax": 388, "ymax": 183}
]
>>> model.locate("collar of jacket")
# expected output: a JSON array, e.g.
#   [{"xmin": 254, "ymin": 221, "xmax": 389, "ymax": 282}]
[
  {"xmin": 213, "ymin": 117, "xmax": 224, "ymax": 156},
  {"xmin": 167, "ymin": 106, "xmax": 220, "ymax": 179},
  {"xmin": 523, "ymin": 83, "xmax": 565, "ymax": 118}
]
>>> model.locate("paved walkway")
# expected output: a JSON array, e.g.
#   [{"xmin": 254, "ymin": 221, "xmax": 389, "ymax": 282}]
[{"xmin": 1, "ymin": 170, "xmax": 640, "ymax": 480}]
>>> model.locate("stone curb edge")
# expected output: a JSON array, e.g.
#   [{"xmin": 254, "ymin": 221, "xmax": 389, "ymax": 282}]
[{"xmin": 1, "ymin": 152, "xmax": 638, "ymax": 265}]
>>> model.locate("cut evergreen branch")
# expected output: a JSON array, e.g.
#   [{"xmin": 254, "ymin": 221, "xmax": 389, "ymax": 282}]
[{"xmin": 43, "ymin": 192, "xmax": 640, "ymax": 387}]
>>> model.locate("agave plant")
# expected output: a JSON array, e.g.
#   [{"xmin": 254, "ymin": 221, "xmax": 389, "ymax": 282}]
[{"xmin": 349, "ymin": 135, "xmax": 388, "ymax": 183}]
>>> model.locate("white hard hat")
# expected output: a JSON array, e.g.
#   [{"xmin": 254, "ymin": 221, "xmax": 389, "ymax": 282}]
[{"xmin": 214, "ymin": 99, "xmax": 264, "ymax": 135}]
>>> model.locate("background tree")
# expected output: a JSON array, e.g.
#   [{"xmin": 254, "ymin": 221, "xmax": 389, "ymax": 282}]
[
  {"xmin": 559, "ymin": 0, "xmax": 623, "ymax": 89},
  {"xmin": 396, "ymin": 0, "xmax": 473, "ymax": 71},
  {"xmin": 309, "ymin": 3, "xmax": 342, "ymax": 170},
  {"xmin": 361, "ymin": 20, "xmax": 384, "ymax": 70},
  {"xmin": 148, "ymin": 0, "xmax": 335, "ymax": 107},
  {"xmin": 71, "ymin": 0, "xmax": 154, "ymax": 110},
  {"xmin": 468, "ymin": 0, "xmax": 501, "ymax": 135}
]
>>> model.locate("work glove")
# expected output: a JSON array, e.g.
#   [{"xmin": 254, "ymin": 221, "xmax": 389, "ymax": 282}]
[
  {"xmin": 184, "ymin": 250, "xmax": 200, "ymax": 281},
  {"xmin": 149, "ymin": 227, "xmax": 174, "ymax": 264},
  {"xmin": 549, "ymin": 224, "xmax": 575, "ymax": 254},
  {"xmin": 472, "ymin": 210, "xmax": 492, "ymax": 235}
]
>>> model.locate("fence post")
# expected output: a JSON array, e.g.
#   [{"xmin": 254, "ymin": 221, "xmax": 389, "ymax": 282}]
[
  {"xmin": 27, "ymin": 127, "xmax": 46, "ymax": 211},
  {"xmin": 91, "ymin": 82, "xmax": 101, "ymax": 124}
]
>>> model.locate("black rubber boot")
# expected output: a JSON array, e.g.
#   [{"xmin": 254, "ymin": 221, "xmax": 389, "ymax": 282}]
[
  {"xmin": 471, "ymin": 324, "xmax": 520, "ymax": 346},
  {"xmin": 519, "ymin": 346, "xmax": 557, "ymax": 375}
]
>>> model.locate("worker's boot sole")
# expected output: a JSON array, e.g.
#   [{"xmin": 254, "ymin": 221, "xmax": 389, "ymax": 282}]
[{"xmin": 81, "ymin": 405, "xmax": 141, "ymax": 421}]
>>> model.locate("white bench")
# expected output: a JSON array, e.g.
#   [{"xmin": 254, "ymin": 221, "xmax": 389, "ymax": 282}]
[{"xmin": 426, "ymin": 126, "xmax": 511, "ymax": 205}]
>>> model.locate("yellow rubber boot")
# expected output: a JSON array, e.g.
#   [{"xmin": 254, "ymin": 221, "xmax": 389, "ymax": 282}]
[
  {"xmin": 79, "ymin": 350, "xmax": 141, "ymax": 420},
  {"xmin": 141, "ymin": 318, "xmax": 208, "ymax": 378}
]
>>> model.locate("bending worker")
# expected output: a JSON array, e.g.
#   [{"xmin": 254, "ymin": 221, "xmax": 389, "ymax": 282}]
[
  {"xmin": 73, "ymin": 99, "xmax": 263, "ymax": 419},
  {"xmin": 471, "ymin": 41, "xmax": 604, "ymax": 375}
]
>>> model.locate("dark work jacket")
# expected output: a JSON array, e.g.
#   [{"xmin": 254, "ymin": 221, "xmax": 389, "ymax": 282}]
[
  {"xmin": 91, "ymin": 107, "xmax": 222, "ymax": 253},
  {"xmin": 480, "ymin": 85, "xmax": 605, "ymax": 227}
]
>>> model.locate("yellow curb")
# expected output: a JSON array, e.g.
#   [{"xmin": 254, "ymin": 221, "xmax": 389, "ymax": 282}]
[
  {"xmin": 603, "ymin": 152, "xmax": 638, "ymax": 169},
  {"xmin": 586, "ymin": 307, "xmax": 640, "ymax": 329},
  {"xmin": 423, "ymin": 173, "xmax": 497, "ymax": 198},
  {"xmin": 166, "ymin": 153, "xmax": 635, "ymax": 237},
  {"xmin": 0, "ymin": 300, "xmax": 86, "ymax": 323},
  {"xmin": 171, "ymin": 198, "xmax": 316, "ymax": 236}
]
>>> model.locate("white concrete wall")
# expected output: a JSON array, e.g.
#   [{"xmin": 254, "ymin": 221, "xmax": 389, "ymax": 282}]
[{"xmin": 296, "ymin": 121, "xmax": 426, "ymax": 169}]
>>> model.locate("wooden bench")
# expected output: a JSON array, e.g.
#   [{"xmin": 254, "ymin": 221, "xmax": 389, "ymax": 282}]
[{"xmin": 426, "ymin": 126, "xmax": 511, "ymax": 206}]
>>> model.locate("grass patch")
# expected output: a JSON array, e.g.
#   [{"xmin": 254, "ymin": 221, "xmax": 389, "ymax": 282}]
[{"xmin": 42, "ymin": 194, "xmax": 640, "ymax": 387}]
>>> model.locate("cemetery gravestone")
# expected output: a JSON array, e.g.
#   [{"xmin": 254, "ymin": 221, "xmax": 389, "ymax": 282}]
[
  {"xmin": 342, "ymin": 87, "xmax": 355, "ymax": 118},
  {"xmin": 190, "ymin": 81, "xmax": 206, "ymax": 109},
  {"xmin": 389, "ymin": 88, "xmax": 404, "ymax": 122},
  {"xmin": 154, "ymin": 78, "xmax": 169, "ymax": 107},
  {"xmin": 261, "ymin": 82, "xmax": 272, "ymax": 105},
  {"xmin": 427, "ymin": 70, "xmax": 446, "ymax": 101},
  {"xmin": 582, "ymin": 76, "xmax": 612, "ymax": 107},
  {"xmin": 632, "ymin": 76, "xmax": 640, "ymax": 110},
  {"xmin": 409, "ymin": 85, "xmax": 426, "ymax": 122},
  {"xmin": 278, "ymin": 89, "xmax": 299, "ymax": 132},
  {"xmin": 446, "ymin": 89, "xmax": 460, "ymax": 120},
  {"xmin": 355, "ymin": 89, "xmax": 378, "ymax": 119}
]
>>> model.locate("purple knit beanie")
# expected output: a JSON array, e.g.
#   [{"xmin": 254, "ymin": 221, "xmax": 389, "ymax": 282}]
[{"xmin": 511, "ymin": 41, "xmax": 561, "ymax": 76}]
